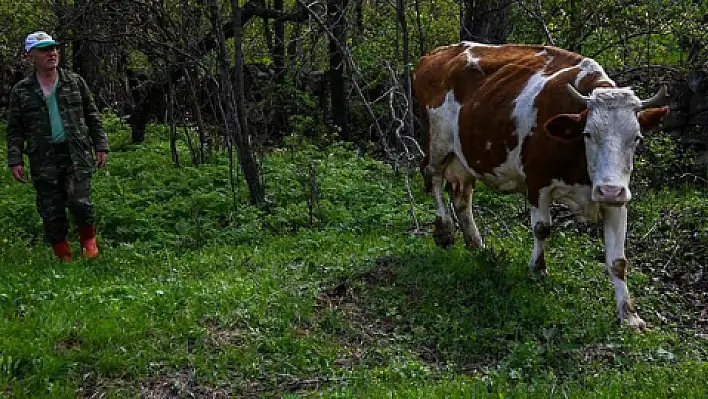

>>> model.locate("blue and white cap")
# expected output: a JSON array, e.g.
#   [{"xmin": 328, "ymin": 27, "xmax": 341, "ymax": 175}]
[{"xmin": 25, "ymin": 31, "xmax": 58, "ymax": 52}]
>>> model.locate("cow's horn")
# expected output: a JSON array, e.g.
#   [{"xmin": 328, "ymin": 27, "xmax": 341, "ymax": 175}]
[
  {"xmin": 640, "ymin": 86, "xmax": 667, "ymax": 109},
  {"xmin": 566, "ymin": 84, "xmax": 590, "ymax": 105}
]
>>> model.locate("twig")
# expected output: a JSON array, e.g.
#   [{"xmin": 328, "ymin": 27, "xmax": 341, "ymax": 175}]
[{"xmin": 514, "ymin": 0, "xmax": 555, "ymax": 46}]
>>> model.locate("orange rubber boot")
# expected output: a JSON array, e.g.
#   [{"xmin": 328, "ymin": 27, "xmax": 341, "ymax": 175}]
[
  {"xmin": 52, "ymin": 240, "xmax": 73, "ymax": 262},
  {"xmin": 79, "ymin": 225, "xmax": 99, "ymax": 259}
]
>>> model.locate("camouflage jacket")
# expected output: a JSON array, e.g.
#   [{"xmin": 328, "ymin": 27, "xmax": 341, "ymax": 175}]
[{"xmin": 6, "ymin": 68, "xmax": 109, "ymax": 182}]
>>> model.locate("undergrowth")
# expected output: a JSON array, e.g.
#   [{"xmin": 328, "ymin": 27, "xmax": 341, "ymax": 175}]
[{"xmin": 0, "ymin": 116, "xmax": 706, "ymax": 397}]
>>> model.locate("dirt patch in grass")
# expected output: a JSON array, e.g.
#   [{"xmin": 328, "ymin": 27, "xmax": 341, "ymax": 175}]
[
  {"xmin": 313, "ymin": 255, "xmax": 498, "ymax": 375},
  {"xmin": 313, "ymin": 256, "xmax": 399, "ymax": 369},
  {"xmin": 139, "ymin": 369, "xmax": 233, "ymax": 398},
  {"xmin": 202, "ymin": 315, "xmax": 251, "ymax": 347},
  {"xmin": 79, "ymin": 369, "xmax": 235, "ymax": 398}
]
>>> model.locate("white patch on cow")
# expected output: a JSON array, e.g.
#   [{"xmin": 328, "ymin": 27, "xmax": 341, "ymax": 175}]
[
  {"xmin": 464, "ymin": 51, "xmax": 484, "ymax": 72},
  {"xmin": 425, "ymin": 91, "xmax": 462, "ymax": 225},
  {"xmin": 513, "ymin": 64, "xmax": 577, "ymax": 140},
  {"xmin": 574, "ymin": 58, "xmax": 615, "ymax": 87},
  {"xmin": 462, "ymin": 42, "xmax": 495, "ymax": 72},
  {"xmin": 461, "ymin": 41, "xmax": 496, "ymax": 48},
  {"xmin": 481, "ymin": 156, "xmax": 525, "ymax": 191},
  {"xmin": 427, "ymin": 91, "xmax": 461, "ymax": 167},
  {"xmin": 484, "ymin": 141, "xmax": 492, "ymax": 151},
  {"xmin": 546, "ymin": 179, "xmax": 601, "ymax": 222}
]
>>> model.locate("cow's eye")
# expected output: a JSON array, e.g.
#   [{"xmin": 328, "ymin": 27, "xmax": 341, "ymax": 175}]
[{"xmin": 634, "ymin": 135, "xmax": 643, "ymax": 143}]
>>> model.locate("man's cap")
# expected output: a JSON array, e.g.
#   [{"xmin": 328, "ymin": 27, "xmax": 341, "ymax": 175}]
[{"xmin": 25, "ymin": 31, "xmax": 58, "ymax": 52}]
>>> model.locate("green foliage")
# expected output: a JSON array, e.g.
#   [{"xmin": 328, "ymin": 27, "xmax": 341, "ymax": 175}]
[
  {"xmin": 633, "ymin": 133, "xmax": 703, "ymax": 191},
  {"xmin": 2, "ymin": 118, "xmax": 707, "ymax": 396}
]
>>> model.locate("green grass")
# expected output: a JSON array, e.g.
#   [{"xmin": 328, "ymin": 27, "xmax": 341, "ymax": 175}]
[{"xmin": 1, "ymin": 117, "xmax": 707, "ymax": 397}]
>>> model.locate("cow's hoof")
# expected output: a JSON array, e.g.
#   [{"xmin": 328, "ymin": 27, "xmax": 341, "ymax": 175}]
[
  {"xmin": 624, "ymin": 316, "xmax": 647, "ymax": 332},
  {"xmin": 434, "ymin": 217, "xmax": 455, "ymax": 248},
  {"xmin": 464, "ymin": 238, "xmax": 485, "ymax": 250},
  {"xmin": 528, "ymin": 254, "xmax": 547, "ymax": 277},
  {"xmin": 433, "ymin": 231, "xmax": 455, "ymax": 248}
]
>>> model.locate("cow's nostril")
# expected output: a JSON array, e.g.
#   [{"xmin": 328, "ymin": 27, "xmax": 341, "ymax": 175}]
[{"xmin": 598, "ymin": 186, "xmax": 623, "ymax": 197}]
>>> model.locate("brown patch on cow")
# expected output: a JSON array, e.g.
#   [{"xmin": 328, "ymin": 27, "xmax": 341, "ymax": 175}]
[
  {"xmin": 638, "ymin": 106, "xmax": 670, "ymax": 131},
  {"xmin": 457, "ymin": 51, "xmax": 548, "ymax": 176},
  {"xmin": 533, "ymin": 222, "xmax": 551, "ymax": 240},
  {"xmin": 522, "ymin": 130, "xmax": 590, "ymax": 207},
  {"xmin": 544, "ymin": 47, "xmax": 583, "ymax": 74},
  {"xmin": 473, "ymin": 44, "xmax": 547, "ymax": 75},
  {"xmin": 413, "ymin": 44, "xmax": 470, "ymax": 108},
  {"xmin": 577, "ymin": 72, "xmax": 615, "ymax": 94},
  {"xmin": 611, "ymin": 259, "xmax": 628, "ymax": 281},
  {"xmin": 434, "ymin": 216, "xmax": 456, "ymax": 247}
]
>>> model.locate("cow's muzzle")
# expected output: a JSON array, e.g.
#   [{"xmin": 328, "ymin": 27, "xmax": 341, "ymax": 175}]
[{"xmin": 593, "ymin": 185, "xmax": 630, "ymax": 205}]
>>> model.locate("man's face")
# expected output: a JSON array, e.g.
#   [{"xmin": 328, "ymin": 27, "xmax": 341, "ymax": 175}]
[{"xmin": 28, "ymin": 45, "xmax": 59, "ymax": 71}]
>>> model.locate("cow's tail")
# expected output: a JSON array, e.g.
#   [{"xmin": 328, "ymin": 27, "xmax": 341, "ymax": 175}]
[{"xmin": 419, "ymin": 106, "xmax": 433, "ymax": 193}]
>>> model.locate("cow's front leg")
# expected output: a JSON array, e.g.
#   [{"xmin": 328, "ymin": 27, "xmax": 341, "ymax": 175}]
[
  {"xmin": 428, "ymin": 168, "xmax": 455, "ymax": 247},
  {"xmin": 528, "ymin": 189, "xmax": 552, "ymax": 276},
  {"xmin": 603, "ymin": 205, "xmax": 646, "ymax": 331}
]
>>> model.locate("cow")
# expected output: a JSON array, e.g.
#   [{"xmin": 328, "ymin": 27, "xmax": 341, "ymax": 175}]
[{"xmin": 413, "ymin": 42, "xmax": 670, "ymax": 330}]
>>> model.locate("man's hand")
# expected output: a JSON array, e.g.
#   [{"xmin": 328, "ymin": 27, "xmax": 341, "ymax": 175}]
[
  {"xmin": 95, "ymin": 151, "xmax": 108, "ymax": 168},
  {"xmin": 10, "ymin": 165, "xmax": 25, "ymax": 183}
]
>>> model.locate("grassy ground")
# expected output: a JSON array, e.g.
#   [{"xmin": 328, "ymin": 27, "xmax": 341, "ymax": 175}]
[{"xmin": 0, "ymin": 117, "xmax": 707, "ymax": 397}]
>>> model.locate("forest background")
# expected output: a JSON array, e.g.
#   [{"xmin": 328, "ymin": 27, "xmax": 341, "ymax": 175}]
[{"xmin": 0, "ymin": 0, "xmax": 707, "ymax": 396}]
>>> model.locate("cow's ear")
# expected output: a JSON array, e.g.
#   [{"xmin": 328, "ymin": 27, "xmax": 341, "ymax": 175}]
[
  {"xmin": 637, "ymin": 106, "xmax": 670, "ymax": 133},
  {"xmin": 544, "ymin": 110, "xmax": 588, "ymax": 142}
]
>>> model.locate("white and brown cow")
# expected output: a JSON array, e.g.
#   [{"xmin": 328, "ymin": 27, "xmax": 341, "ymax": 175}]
[{"xmin": 413, "ymin": 42, "xmax": 670, "ymax": 330}]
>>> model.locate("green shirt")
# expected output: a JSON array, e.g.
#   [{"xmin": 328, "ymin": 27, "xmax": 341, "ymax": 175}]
[
  {"xmin": 6, "ymin": 68, "xmax": 109, "ymax": 182},
  {"xmin": 45, "ymin": 76, "xmax": 66, "ymax": 143}
]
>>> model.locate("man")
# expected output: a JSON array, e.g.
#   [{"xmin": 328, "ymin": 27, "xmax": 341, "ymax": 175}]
[{"xmin": 6, "ymin": 31, "xmax": 109, "ymax": 261}]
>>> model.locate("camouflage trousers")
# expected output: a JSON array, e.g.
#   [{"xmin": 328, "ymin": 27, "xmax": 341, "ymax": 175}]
[{"xmin": 33, "ymin": 143, "xmax": 95, "ymax": 244}]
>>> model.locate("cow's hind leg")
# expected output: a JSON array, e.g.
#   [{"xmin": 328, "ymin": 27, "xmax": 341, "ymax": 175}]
[
  {"xmin": 447, "ymin": 159, "xmax": 483, "ymax": 249},
  {"xmin": 428, "ymin": 167, "xmax": 456, "ymax": 247},
  {"xmin": 528, "ymin": 188, "xmax": 552, "ymax": 276},
  {"xmin": 423, "ymin": 94, "xmax": 459, "ymax": 248}
]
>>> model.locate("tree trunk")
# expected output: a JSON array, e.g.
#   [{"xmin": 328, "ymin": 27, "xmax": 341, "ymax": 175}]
[
  {"xmin": 274, "ymin": 0, "xmax": 286, "ymax": 82},
  {"xmin": 328, "ymin": 0, "xmax": 349, "ymax": 140},
  {"xmin": 185, "ymin": 68, "xmax": 209, "ymax": 164},
  {"xmin": 397, "ymin": 0, "xmax": 414, "ymax": 139},
  {"xmin": 460, "ymin": 0, "xmax": 510, "ymax": 44},
  {"xmin": 230, "ymin": 0, "xmax": 266, "ymax": 205},
  {"xmin": 167, "ymin": 78, "xmax": 180, "ymax": 167}
]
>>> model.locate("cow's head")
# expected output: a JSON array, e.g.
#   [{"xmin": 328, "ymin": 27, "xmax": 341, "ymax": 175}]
[{"xmin": 544, "ymin": 86, "xmax": 669, "ymax": 205}]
